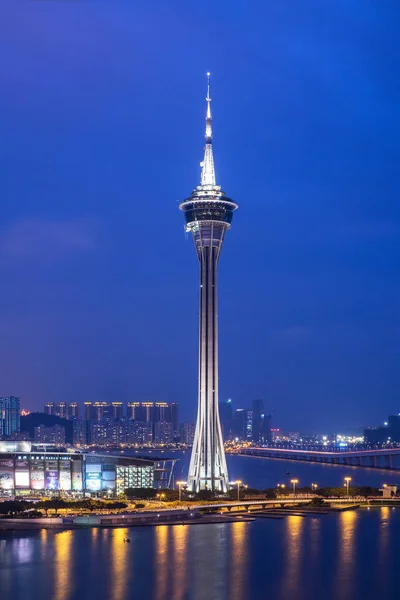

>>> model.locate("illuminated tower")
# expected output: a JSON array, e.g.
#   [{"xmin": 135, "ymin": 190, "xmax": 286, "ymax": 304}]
[{"xmin": 180, "ymin": 74, "xmax": 238, "ymax": 492}]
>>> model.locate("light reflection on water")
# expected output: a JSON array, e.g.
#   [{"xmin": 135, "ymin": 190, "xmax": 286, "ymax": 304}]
[
  {"xmin": 1, "ymin": 509, "xmax": 400, "ymax": 600},
  {"xmin": 280, "ymin": 516, "xmax": 304, "ymax": 599},
  {"xmin": 54, "ymin": 530, "xmax": 73, "ymax": 600},
  {"xmin": 336, "ymin": 510, "xmax": 357, "ymax": 600}
]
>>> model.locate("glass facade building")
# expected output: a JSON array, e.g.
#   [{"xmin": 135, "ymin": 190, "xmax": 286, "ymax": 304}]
[{"xmin": 0, "ymin": 442, "xmax": 170, "ymax": 494}]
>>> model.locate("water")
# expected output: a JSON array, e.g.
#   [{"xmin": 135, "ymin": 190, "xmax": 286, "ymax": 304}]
[
  {"xmin": 2, "ymin": 455, "xmax": 400, "ymax": 600},
  {"xmin": 172, "ymin": 452, "xmax": 400, "ymax": 489},
  {"xmin": 1, "ymin": 508, "xmax": 400, "ymax": 600}
]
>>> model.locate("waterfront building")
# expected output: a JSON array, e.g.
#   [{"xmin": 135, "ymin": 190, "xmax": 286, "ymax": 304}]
[
  {"xmin": 126, "ymin": 421, "xmax": 153, "ymax": 445},
  {"xmin": 153, "ymin": 421, "xmax": 173, "ymax": 445},
  {"xmin": 34, "ymin": 424, "xmax": 66, "ymax": 445},
  {"xmin": 179, "ymin": 74, "xmax": 237, "ymax": 492},
  {"xmin": 0, "ymin": 441, "xmax": 173, "ymax": 493},
  {"xmin": 0, "ymin": 397, "xmax": 21, "ymax": 438},
  {"xmin": 180, "ymin": 422, "xmax": 196, "ymax": 445}
]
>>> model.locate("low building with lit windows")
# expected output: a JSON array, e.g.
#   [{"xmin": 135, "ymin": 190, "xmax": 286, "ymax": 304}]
[{"xmin": 0, "ymin": 441, "xmax": 176, "ymax": 495}]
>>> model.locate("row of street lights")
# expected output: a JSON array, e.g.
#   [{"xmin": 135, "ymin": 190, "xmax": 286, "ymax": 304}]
[
  {"xmin": 175, "ymin": 476, "xmax": 354, "ymax": 502},
  {"xmin": 277, "ymin": 477, "xmax": 353, "ymax": 497}
]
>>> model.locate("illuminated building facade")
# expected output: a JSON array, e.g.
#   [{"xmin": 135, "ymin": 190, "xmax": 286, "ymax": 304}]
[
  {"xmin": 180, "ymin": 75, "xmax": 238, "ymax": 492},
  {"xmin": 0, "ymin": 441, "xmax": 174, "ymax": 494},
  {"xmin": 0, "ymin": 397, "xmax": 21, "ymax": 438}
]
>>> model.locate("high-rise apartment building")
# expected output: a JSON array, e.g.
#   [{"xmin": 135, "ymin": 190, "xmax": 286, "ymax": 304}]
[
  {"xmin": 69, "ymin": 402, "xmax": 80, "ymax": 419},
  {"xmin": 154, "ymin": 422, "xmax": 173, "ymax": 445},
  {"xmin": 126, "ymin": 421, "xmax": 153, "ymax": 445},
  {"xmin": 44, "ymin": 402, "xmax": 56, "ymax": 416},
  {"xmin": 180, "ymin": 422, "xmax": 196, "ymax": 445},
  {"xmin": 155, "ymin": 402, "xmax": 171, "ymax": 423},
  {"xmin": 84, "ymin": 402, "xmax": 94, "ymax": 421},
  {"xmin": 112, "ymin": 402, "xmax": 124, "ymax": 420},
  {"xmin": 34, "ymin": 424, "xmax": 65, "ymax": 445},
  {"xmin": 219, "ymin": 399, "xmax": 233, "ymax": 441},
  {"xmin": 170, "ymin": 403, "xmax": 179, "ymax": 439},
  {"xmin": 73, "ymin": 419, "xmax": 87, "ymax": 446},
  {"xmin": 1, "ymin": 396, "xmax": 21, "ymax": 438},
  {"xmin": 234, "ymin": 409, "xmax": 253, "ymax": 441}
]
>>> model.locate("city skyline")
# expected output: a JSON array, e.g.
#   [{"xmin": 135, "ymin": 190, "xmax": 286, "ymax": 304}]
[{"xmin": 0, "ymin": 2, "xmax": 399, "ymax": 432}]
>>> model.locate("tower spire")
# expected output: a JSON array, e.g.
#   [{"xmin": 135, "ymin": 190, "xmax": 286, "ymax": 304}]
[{"xmin": 201, "ymin": 72, "xmax": 216, "ymax": 186}]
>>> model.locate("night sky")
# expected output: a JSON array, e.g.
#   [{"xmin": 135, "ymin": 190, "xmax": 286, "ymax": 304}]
[{"xmin": 0, "ymin": 2, "xmax": 399, "ymax": 431}]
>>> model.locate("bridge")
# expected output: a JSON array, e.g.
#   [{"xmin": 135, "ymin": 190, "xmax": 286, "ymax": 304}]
[{"xmin": 237, "ymin": 447, "xmax": 400, "ymax": 469}]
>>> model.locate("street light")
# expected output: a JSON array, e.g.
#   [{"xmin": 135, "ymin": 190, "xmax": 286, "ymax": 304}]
[
  {"xmin": 344, "ymin": 477, "xmax": 352, "ymax": 499},
  {"xmin": 176, "ymin": 481, "xmax": 186, "ymax": 503},
  {"xmin": 230, "ymin": 480, "xmax": 242, "ymax": 501},
  {"xmin": 311, "ymin": 483, "xmax": 318, "ymax": 492},
  {"xmin": 290, "ymin": 479, "xmax": 299, "ymax": 496}
]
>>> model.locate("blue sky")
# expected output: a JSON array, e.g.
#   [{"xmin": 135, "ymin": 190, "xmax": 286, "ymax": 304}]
[{"xmin": 0, "ymin": 1, "xmax": 399, "ymax": 431}]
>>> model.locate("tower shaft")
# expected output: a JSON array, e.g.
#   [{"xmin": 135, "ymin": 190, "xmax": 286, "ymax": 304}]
[{"xmin": 187, "ymin": 223, "xmax": 229, "ymax": 492}]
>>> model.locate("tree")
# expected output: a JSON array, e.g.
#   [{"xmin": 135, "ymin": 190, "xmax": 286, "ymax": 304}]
[{"xmin": 125, "ymin": 488, "xmax": 157, "ymax": 500}]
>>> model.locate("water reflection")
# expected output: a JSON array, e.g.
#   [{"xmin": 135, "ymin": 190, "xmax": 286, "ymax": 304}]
[
  {"xmin": 154, "ymin": 526, "xmax": 169, "ymax": 600},
  {"xmin": 378, "ymin": 507, "xmax": 391, "ymax": 593},
  {"xmin": 230, "ymin": 521, "xmax": 248, "ymax": 600},
  {"xmin": 54, "ymin": 530, "xmax": 73, "ymax": 600},
  {"xmin": 190, "ymin": 525, "xmax": 227, "ymax": 600},
  {"xmin": 336, "ymin": 510, "xmax": 357, "ymax": 600},
  {"xmin": 280, "ymin": 516, "xmax": 304, "ymax": 599},
  {"xmin": 111, "ymin": 528, "xmax": 129, "ymax": 600},
  {"xmin": 171, "ymin": 525, "xmax": 188, "ymax": 600}
]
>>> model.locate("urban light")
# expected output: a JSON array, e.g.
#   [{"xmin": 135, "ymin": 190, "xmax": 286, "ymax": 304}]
[
  {"xmin": 344, "ymin": 477, "xmax": 352, "ymax": 498},
  {"xmin": 311, "ymin": 483, "xmax": 318, "ymax": 492},
  {"xmin": 290, "ymin": 479, "xmax": 299, "ymax": 496},
  {"xmin": 230, "ymin": 480, "xmax": 242, "ymax": 501}
]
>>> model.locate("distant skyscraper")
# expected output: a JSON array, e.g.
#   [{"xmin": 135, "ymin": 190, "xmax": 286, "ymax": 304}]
[
  {"xmin": 1, "ymin": 396, "xmax": 21, "ymax": 438},
  {"xmin": 234, "ymin": 409, "xmax": 253, "ymax": 441},
  {"xmin": 112, "ymin": 402, "xmax": 124, "ymax": 420},
  {"xmin": 219, "ymin": 399, "xmax": 233, "ymax": 441},
  {"xmin": 93, "ymin": 402, "xmax": 111, "ymax": 422},
  {"xmin": 73, "ymin": 420, "xmax": 87, "ymax": 446},
  {"xmin": 126, "ymin": 421, "xmax": 153, "ymax": 445},
  {"xmin": 127, "ymin": 402, "xmax": 144, "ymax": 421},
  {"xmin": 34, "ymin": 424, "xmax": 65, "ymax": 445},
  {"xmin": 154, "ymin": 422, "xmax": 173, "ymax": 445},
  {"xmin": 180, "ymin": 422, "xmax": 196, "ymax": 445},
  {"xmin": 155, "ymin": 402, "xmax": 171, "ymax": 423},
  {"xmin": 57, "ymin": 402, "xmax": 67, "ymax": 419},
  {"xmin": 84, "ymin": 402, "xmax": 94, "ymax": 421},
  {"xmin": 69, "ymin": 402, "xmax": 80, "ymax": 419},
  {"xmin": 170, "ymin": 403, "xmax": 179, "ymax": 439},
  {"xmin": 44, "ymin": 402, "xmax": 56, "ymax": 416},
  {"xmin": 252, "ymin": 399, "xmax": 264, "ymax": 443},
  {"xmin": 180, "ymin": 74, "xmax": 237, "ymax": 492}
]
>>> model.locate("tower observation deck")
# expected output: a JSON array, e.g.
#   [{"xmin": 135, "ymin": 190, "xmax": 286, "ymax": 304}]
[{"xmin": 179, "ymin": 74, "xmax": 238, "ymax": 493}]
